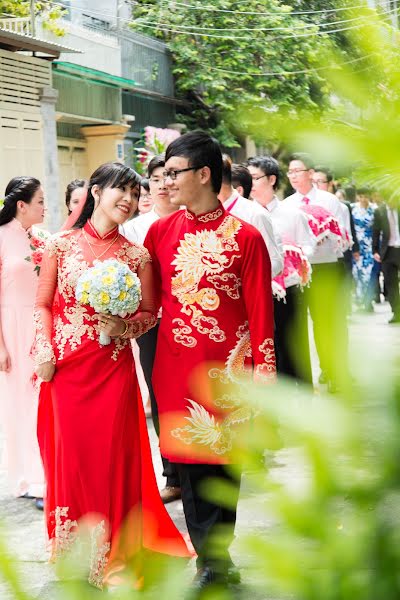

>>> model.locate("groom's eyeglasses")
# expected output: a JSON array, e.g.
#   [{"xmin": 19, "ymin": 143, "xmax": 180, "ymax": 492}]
[{"xmin": 162, "ymin": 166, "xmax": 204, "ymax": 181}]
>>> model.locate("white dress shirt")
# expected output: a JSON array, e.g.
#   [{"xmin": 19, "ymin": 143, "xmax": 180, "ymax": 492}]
[
  {"xmin": 264, "ymin": 196, "xmax": 316, "ymax": 258},
  {"xmin": 339, "ymin": 201, "xmax": 353, "ymax": 250},
  {"xmin": 282, "ymin": 187, "xmax": 345, "ymax": 264},
  {"xmin": 120, "ymin": 208, "xmax": 160, "ymax": 244},
  {"xmin": 387, "ymin": 207, "xmax": 400, "ymax": 247},
  {"xmin": 223, "ymin": 192, "xmax": 284, "ymax": 278}
]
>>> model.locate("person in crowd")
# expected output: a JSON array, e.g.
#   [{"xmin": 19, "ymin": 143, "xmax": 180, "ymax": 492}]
[
  {"xmin": 313, "ymin": 165, "xmax": 337, "ymax": 194},
  {"xmin": 144, "ymin": 132, "xmax": 276, "ymax": 592},
  {"xmin": 122, "ymin": 155, "xmax": 182, "ymax": 505},
  {"xmin": 231, "ymin": 163, "xmax": 253, "ymax": 199},
  {"xmin": 138, "ymin": 177, "xmax": 153, "ymax": 215},
  {"xmin": 313, "ymin": 168, "xmax": 354, "ymax": 254},
  {"xmin": 33, "ymin": 162, "xmax": 190, "ymax": 589},
  {"xmin": 314, "ymin": 170, "xmax": 358, "ymax": 316},
  {"xmin": 218, "ymin": 155, "xmax": 283, "ymax": 278},
  {"xmin": 247, "ymin": 156, "xmax": 315, "ymax": 383},
  {"xmin": 335, "ymin": 188, "xmax": 360, "ymax": 273},
  {"xmin": 335, "ymin": 189, "xmax": 346, "ymax": 202},
  {"xmin": 283, "ymin": 153, "xmax": 348, "ymax": 392},
  {"xmin": 0, "ymin": 176, "xmax": 45, "ymax": 510},
  {"xmin": 351, "ymin": 188, "xmax": 375, "ymax": 311},
  {"xmin": 372, "ymin": 196, "xmax": 400, "ymax": 323},
  {"xmin": 65, "ymin": 179, "xmax": 87, "ymax": 215}
]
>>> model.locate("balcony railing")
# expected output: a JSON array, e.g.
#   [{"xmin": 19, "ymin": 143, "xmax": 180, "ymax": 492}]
[{"xmin": 0, "ymin": 17, "xmax": 32, "ymax": 36}]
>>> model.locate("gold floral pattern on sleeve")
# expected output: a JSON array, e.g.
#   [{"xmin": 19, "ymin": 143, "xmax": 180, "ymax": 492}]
[
  {"xmin": 32, "ymin": 310, "xmax": 56, "ymax": 365},
  {"xmin": 116, "ymin": 241, "xmax": 151, "ymax": 270},
  {"xmin": 46, "ymin": 230, "xmax": 75, "ymax": 258},
  {"xmin": 124, "ymin": 315, "xmax": 157, "ymax": 340}
]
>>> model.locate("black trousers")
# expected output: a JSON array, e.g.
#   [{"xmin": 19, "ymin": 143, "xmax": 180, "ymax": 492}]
[
  {"xmin": 305, "ymin": 261, "xmax": 349, "ymax": 384},
  {"xmin": 137, "ymin": 323, "xmax": 180, "ymax": 487},
  {"xmin": 177, "ymin": 463, "xmax": 241, "ymax": 571},
  {"xmin": 274, "ymin": 285, "xmax": 312, "ymax": 384},
  {"xmin": 382, "ymin": 247, "xmax": 400, "ymax": 318}
]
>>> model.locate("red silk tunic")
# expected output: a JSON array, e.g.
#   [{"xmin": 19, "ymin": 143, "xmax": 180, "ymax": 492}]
[{"xmin": 144, "ymin": 204, "xmax": 276, "ymax": 465}]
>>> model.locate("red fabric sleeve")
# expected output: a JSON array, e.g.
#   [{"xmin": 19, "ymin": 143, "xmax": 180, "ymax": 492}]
[
  {"xmin": 143, "ymin": 221, "xmax": 162, "ymax": 309},
  {"xmin": 124, "ymin": 259, "xmax": 159, "ymax": 338},
  {"xmin": 240, "ymin": 229, "xmax": 276, "ymax": 382}
]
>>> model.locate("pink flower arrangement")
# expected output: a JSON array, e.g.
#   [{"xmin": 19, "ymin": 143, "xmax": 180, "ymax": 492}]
[
  {"xmin": 272, "ymin": 243, "xmax": 312, "ymax": 301},
  {"xmin": 134, "ymin": 126, "xmax": 181, "ymax": 174},
  {"xmin": 144, "ymin": 126, "xmax": 180, "ymax": 152}
]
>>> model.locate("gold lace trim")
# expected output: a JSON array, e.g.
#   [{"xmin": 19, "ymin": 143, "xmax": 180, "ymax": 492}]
[
  {"xmin": 32, "ymin": 310, "xmax": 55, "ymax": 365},
  {"xmin": 125, "ymin": 315, "xmax": 157, "ymax": 339},
  {"xmin": 51, "ymin": 506, "xmax": 111, "ymax": 590}
]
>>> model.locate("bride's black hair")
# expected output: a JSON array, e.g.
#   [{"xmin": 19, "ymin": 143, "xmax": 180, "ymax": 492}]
[{"xmin": 74, "ymin": 162, "xmax": 141, "ymax": 229}]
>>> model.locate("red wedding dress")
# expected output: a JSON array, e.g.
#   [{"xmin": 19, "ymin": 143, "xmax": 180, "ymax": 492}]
[{"xmin": 32, "ymin": 221, "xmax": 191, "ymax": 588}]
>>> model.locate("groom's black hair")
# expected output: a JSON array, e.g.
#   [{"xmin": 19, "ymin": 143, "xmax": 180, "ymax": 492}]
[{"xmin": 165, "ymin": 130, "xmax": 223, "ymax": 193}]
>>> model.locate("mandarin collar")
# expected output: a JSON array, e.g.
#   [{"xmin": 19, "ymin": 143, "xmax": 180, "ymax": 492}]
[
  {"xmin": 8, "ymin": 218, "xmax": 29, "ymax": 233},
  {"xmin": 84, "ymin": 219, "xmax": 118, "ymax": 240},
  {"xmin": 184, "ymin": 204, "xmax": 225, "ymax": 223}
]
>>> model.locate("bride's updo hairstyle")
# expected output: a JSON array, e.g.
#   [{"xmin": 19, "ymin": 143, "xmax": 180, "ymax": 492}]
[
  {"xmin": 0, "ymin": 176, "xmax": 41, "ymax": 227},
  {"xmin": 74, "ymin": 162, "xmax": 141, "ymax": 229}
]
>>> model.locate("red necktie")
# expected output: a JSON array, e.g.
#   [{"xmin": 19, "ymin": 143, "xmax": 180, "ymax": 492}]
[{"xmin": 302, "ymin": 196, "xmax": 310, "ymax": 205}]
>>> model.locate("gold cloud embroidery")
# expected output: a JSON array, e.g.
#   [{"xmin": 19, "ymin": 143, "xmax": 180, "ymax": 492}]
[{"xmin": 171, "ymin": 216, "xmax": 242, "ymax": 346}]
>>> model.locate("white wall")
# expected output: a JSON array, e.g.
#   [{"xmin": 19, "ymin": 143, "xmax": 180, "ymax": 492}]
[{"xmin": 37, "ymin": 19, "xmax": 121, "ymax": 77}]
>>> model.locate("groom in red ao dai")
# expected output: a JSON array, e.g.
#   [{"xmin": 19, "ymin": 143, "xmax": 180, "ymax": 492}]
[{"xmin": 144, "ymin": 132, "xmax": 276, "ymax": 589}]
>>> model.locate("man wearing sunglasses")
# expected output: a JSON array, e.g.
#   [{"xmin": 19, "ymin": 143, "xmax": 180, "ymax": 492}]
[{"xmin": 144, "ymin": 131, "xmax": 276, "ymax": 593}]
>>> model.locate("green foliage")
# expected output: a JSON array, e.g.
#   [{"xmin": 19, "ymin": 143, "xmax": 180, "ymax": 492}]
[
  {"xmin": 237, "ymin": 6, "xmax": 400, "ymax": 198},
  {"xmin": 131, "ymin": 0, "xmax": 338, "ymax": 147},
  {"xmin": 0, "ymin": 0, "xmax": 65, "ymax": 36}
]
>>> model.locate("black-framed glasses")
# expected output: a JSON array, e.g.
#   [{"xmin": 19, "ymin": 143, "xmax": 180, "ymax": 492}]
[
  {"xmin": 162, "ymin": 166, "xmax": 203, "ymax": 180},
  {"xmin": 251, "ymin": 174, "xmax": 268, "ymax": 181}
]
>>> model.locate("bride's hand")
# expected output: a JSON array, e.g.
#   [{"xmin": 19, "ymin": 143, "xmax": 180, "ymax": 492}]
[
  {"xmin": 97, "ymin": 314, "xmax": 126, "ymax": 337},
  {"xmin": 36, "ymin": 361, "xmax": 55, "ymax": 382}
]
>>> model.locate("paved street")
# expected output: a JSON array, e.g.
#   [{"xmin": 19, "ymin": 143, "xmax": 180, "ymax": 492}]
[{"xmin": 0, "ymin": 302, "xmax": 399, "ymax": 599}]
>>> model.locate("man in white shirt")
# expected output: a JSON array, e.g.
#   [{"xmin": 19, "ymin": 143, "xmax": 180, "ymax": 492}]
[
  {"xmin": 283, "ymin": 153, "xmax": 349, "ymax": 392},
  {"xmin": 122, "ymin": 155, "xmax": 182, "ymax": 503},
  {"xmin": 247, "ymin": 155, "xmax": 315, "ymax": 384},
  {"xmin": 218, "ymin": 156, "xmax": 283, "ymax": 279},
  {"xmin": 313, "ymin": 166, "xmax": 358, "ymax": 315}
]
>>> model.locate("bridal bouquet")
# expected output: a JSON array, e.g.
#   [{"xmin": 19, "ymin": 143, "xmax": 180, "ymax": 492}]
[{"xmin": 76, "ymin": 258, "xmax": 142, "ymax": 346}]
